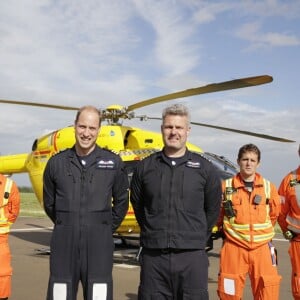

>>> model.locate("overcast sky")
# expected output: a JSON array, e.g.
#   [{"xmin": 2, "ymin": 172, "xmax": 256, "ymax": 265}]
[{"xmin": 0, "ymin": 0, "xmax": 299, "ymax": 187}]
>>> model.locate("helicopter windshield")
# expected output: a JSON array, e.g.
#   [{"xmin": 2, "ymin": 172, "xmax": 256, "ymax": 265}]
[
  {"xmin": 123, "ymin": 152, "xmax": 238, "ymax": 183},
  {"xmin": 202, "ymin": 152, "xmax": 238, "ymax": 179}
]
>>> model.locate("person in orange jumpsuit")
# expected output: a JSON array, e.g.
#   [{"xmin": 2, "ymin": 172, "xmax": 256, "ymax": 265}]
[
  {"xmin": 277, "ymin": 144, "xmax": 300, "ymax": 300},
  {"xmin": 0, "ymin": 174, "xmax": 20, "ymax": 300},
  {"xmin": 217, "ymin": 143, "xmax": 281, "ymax": 300}
]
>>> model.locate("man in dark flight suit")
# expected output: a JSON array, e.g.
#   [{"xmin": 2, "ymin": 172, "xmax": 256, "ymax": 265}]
[
  {"xmin": 131, "ymin": 104, "xmax": 222, "ymax": 300},
  {"xmin": 43, "ymin": 105, "xmax": 129, "ymax": 300}
]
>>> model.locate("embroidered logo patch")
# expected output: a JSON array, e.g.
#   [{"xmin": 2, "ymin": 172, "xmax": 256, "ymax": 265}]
[
  {"xmin": 96, "ymin": 159, "xmax": 115, "ymax": 169},
  {"xmin": 186, "ymin": 161, "xmax": 201, "ymax": 168}
]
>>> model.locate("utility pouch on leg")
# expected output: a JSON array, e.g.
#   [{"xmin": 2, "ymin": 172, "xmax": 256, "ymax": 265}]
[
  {"xmin": 257, "ymin": 275, "xmax": 281, "ymax": 299},
  {"xmin": 217, "ymin": 273, "xmax": 243, "ymax": 300},
  {"xmin": 292, "ymin": 273, "xmax": 300, "ymax": 297},
  {"xmin": 0, "ymin": 276, "xmax": 11, "ymax": 299},
  {"xmin": 0, "ymin": 243, "xmax": 12, "ymax": 298}
]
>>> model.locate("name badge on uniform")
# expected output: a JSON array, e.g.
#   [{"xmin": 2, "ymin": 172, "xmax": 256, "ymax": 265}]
[
  {"xmin": 186, "ymin": 161, "xmax": 201, "ymax": 168},
  {"xmin": 96, "ymin": 159, "xmax": 115, "ymax": 169}
]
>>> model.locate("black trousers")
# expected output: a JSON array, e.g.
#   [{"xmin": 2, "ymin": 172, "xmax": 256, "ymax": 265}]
[
  {"xmin": 46, "ymin": 224, "xmax": 114, "ymax": 300},
  {"xmin": 138, "ymin": 248, "xmax": 209, "ymax": 300}
]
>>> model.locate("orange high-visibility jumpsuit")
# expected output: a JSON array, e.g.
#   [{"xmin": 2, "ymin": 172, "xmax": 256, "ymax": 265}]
[
  {"xmin": 278, "ymin": 166, "xmax": 300, "ymax": 300},
  {"xmin": 0, "ymin": 174, "xmax": 20, "ymax": 299},
  {"xmin": 217, "ymin": 173, "xmax": 281, "ymax": 300}
]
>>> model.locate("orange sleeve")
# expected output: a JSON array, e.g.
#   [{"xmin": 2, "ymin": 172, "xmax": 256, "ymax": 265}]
[
  {"xmin": 216, "ymin": 180, "xmax": 226, "ymax": 229},
  {"xmin": 7, "ymin": 181, "xmax": 20, "ymax": 224},
  {"xmin": 277, "ymin": 174, "xmax": 291, "ymax": 232},
  {"xmin": 269, "ymin": 182, "xmax": 281, "ymax": 227}
]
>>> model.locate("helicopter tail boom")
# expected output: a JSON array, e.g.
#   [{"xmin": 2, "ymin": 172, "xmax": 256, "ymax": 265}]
[{"xmin": 0, "ymin": 153, "xmax": 28, "ymax": 174}]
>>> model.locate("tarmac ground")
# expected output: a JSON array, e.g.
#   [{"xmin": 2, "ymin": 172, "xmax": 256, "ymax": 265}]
[{"xmin": 8, "ymin": 216, "xmax": 292, "ymax": 300}]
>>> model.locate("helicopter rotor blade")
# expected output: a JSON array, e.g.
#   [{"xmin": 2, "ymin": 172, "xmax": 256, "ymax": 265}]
[
  {"xmin": 0, "ymin": 74, "xmax": 294, "ymax": 143},
  {"xmin": 0, "ymin": 99, "xmax": 80, "ymax": 110},
  {"xmin": 127, "ymin": 75, "xmax": 273, "ymax": 112},
  {"xmin": 147, "ymin": 117, "xmax": 295, "ymax": 143},
  {"xmin": 0, "ymin": 75, "xmax": 272, "ymax": 115},
  {"xmin": 190, "ymin": 121, "xmax": 295, "ymax": 143}
]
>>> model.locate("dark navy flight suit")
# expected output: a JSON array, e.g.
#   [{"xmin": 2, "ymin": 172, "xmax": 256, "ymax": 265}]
[
  {"xmin": 131, "ymin": 150, "xmax": 222, "ymax": 300},
  {"xmin": 43, "ymin": 146, "xmax": 129, "ymax": 300}
]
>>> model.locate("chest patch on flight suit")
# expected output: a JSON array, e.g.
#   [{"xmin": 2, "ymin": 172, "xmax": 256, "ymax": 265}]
[
  {"xmin": 186, "ymin": 161, "xmax": 201, "ymax": 168},
  {"xmin": 96, "ymin": 159, "xmax": 116, "ymax": 169}
]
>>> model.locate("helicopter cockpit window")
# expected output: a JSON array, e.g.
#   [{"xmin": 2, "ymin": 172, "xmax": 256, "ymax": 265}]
[
  {"xmin": 202, "ymin": 152, "xmax": 238, "ymax": 179},
  {"xmin": 32, "ymin": 139, "xmax": 38, "ymax": 151}
]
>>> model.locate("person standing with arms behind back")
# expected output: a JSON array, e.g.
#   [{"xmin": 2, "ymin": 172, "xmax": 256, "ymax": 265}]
[
  {"xmin": 277, "ymin": 144, "xmax": 300, "ymax": 300},
  {"xmin": 217, "ymin": 143, "xmax": 281, "ymax": 300},
  {"xmin": 43, "ymin": 105, "xmax": 129, "ymax": 300},
  {"xmin": 0, "ymin": 174, "xmax": 20, "ymax": 300},
  {"xmin": 130, "ymin": 103, "xmax": 222, "ymax": 300}
]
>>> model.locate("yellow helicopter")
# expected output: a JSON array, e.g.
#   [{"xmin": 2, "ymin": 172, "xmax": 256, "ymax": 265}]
[{"xmin": 0, "ymin": 75, "xmax": 295, "ymax": 239}]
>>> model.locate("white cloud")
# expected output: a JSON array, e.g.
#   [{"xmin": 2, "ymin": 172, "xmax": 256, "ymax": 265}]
[
  {"xmin": 133, "ymin": 0, "xmax": 200, "ymax": 75},
  {"xmin": 235, "ymin": 21, "xmax": 300, "ymax": 49},
  {"xmin": 0, "ymin": 0, "xmax": 299, "ymax": 188},
  {"xmin": 192, "ymin": 2, "xmax": 234, "ymax": 24},
  {"xmin": 240, "ymin": 0, "xmax": 300, "ymax": 19}
]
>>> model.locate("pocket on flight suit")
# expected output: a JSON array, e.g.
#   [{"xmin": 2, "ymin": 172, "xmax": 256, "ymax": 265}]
[
  {"xmin": 289, "ymin": 245, "xmax": 300, "ymax": 297},
  {"xmin": 257, "ymin": 275, "xmax": 282, "ymax": 298},
  {"xmin": 255, "ymin": 203, "xmax": 268, "ymax": 223},
  {"xmin": 292, "ymin": 273, "xmax": 300, "ymax": 297},
  {"xmin": 0, "ymin": 242, "xmax": 12, "ymax": 297},
  {"xmin": 50, "ymin": 225, "xmax": 74, "ymax": 276},
  {"xmin": 217, "ymin": 272, "xmax": 243, "ymax": 299},
  {"xmin": 0, "ymin": 242, "xmax": 12, "ymax": 276}
]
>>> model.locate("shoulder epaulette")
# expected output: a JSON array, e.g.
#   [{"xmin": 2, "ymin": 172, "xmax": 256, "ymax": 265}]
[
  {"xmin": 51, "ymin": 148, "xmax": 69, "ymax": 157},
  {"xmin": 102, "ymin": 148, "xmax": 120, "ymax": 156},
  {"xmin": 190, "ymin": 151, "xmax": 213, "ymax": 164},
  {"xmin": 198, "ymin": 152, "xmax": 212, "ymax": 162},
  {"xmin": 140, "ymin": 153, "xmax": 153, "ymax": 161}
]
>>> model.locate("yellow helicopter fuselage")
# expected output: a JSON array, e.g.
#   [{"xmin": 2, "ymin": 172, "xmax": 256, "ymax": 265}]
[
  {"xmin": 0, "ymin": 124, "xmax": 202, "ymax": 236},
  {"xmin": 0, "ymin": 75, "xmax": 277, "ymax": 238}
]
